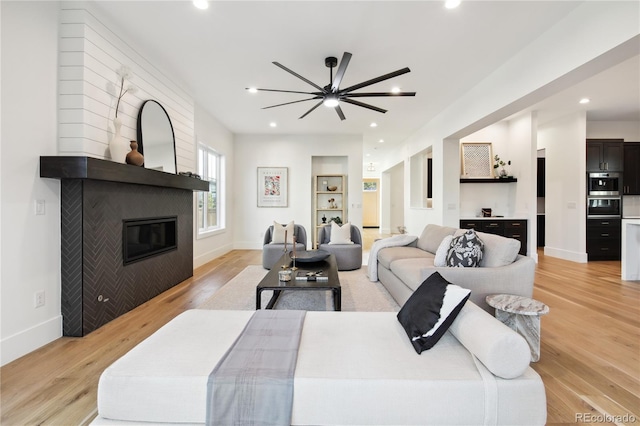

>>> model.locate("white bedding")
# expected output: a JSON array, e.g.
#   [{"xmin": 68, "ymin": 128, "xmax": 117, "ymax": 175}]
[{"xmin": 94, "ymin": 309, "xmax": 546, "ymax": 425}]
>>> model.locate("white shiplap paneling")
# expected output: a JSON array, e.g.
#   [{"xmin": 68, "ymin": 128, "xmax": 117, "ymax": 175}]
[{"xmin": 58, "ymin": 4, "xmax": 195, "ymax": 171}]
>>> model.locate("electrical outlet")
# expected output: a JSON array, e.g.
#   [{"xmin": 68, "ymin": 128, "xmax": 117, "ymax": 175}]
[
  {"xmin": 35, "ymin": 200, "xmax": 45, "ymax": 215},
  {"xmin": 35, "ymin": 290, "xmax": 45, "ymax": 308}
]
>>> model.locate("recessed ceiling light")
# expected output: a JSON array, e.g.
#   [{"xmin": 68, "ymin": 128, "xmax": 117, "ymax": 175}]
[
  {"xmin": 193, "ymin": 0, "xmax": 209, "ymax": 10},
  {"xmin": 370, "ymin": 122, "xmax": 378, "ymax": 128},
  {"xmin": 445, "ymin": 0, "xmax": 461, "ymax": 9},
  {"xmin": 391, "ymin": 87, "xmax": 401, "ymax": 94},
  {"xmin": 379, "ymin": 139, "xmax": 384, "ymax": 143},
  {"xmin": 247, "ymin": 87, "xmax": 258, "ymax": 94},
  {"xmin": 269, "ymin": 122, "xmax": 277, "ymax": 128},
  {"xmin": 579, "ymin": 98, "xmax": 591, "ymax": 104},
  {"xmin": 366, "ymin": 153, "xmax": 371, "ymax": 157}
]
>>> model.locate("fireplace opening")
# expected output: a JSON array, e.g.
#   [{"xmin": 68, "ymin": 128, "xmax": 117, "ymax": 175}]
[{"xmin": 123, "ymin": 216, "xmax": 177, "ymax": 265}]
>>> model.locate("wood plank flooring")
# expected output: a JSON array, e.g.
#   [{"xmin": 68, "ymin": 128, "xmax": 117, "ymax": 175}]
[{"xmin": 1, "ymin": 246, "xmax": 638, "ymax": 425}]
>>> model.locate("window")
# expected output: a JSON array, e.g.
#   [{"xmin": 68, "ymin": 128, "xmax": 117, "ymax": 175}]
[{"xmin": 197, "ymin": 143, "xmax": 225, "ymax": 236}]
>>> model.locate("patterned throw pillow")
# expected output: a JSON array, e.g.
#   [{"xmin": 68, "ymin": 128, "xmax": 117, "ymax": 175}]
[{"xmin": 445, "ymin": 229, "xmax": 484, "ymax": 267}]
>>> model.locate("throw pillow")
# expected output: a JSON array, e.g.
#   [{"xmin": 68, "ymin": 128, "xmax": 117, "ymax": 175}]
[
  {"xmin": 270, "ymin": 221, "xmax": 294, "ymax": 244},
  {"xmin": 397, "ymin": 272, "xmax": 471, "ymax": 354},
  {"xmin": 445, "ymin": 229, "xmax": 484, "ymax": 267},
  {"xmin": 433, "ymin": 235, "xmax": 454, "ymax": 267},
  {"xmin": 329, "ymin": 221, "xmax": 354, "ymax": 245}
]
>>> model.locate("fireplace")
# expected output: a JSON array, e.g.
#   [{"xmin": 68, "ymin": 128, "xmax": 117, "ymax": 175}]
[
  {"xmin": 123, "ymin": 217, "xmax": 177, "ymax": 265},
  {"xmin": 40, "ymin": 156, "xmax": 209, "ymax": 336}
]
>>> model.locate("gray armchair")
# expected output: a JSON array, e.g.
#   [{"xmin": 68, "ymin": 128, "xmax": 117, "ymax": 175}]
[
  {"xmin": 262, "ymin": 224, "xmax": 308, "ymax": 269},
  {"xmin": 318, "ymin": 224, "xmax": 363, "ymax": 271}
]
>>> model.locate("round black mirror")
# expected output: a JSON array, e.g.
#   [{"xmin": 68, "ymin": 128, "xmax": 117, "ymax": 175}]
[{"xmin": 137, "ymin": 100, "xmax": 177, "ymax": 174}]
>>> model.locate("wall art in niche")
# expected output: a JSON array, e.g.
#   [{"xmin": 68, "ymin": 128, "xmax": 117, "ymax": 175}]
[
  {"xmin": 257, "ymin": 167, "xmax": 288, "ymax": 207},
  {"xmin": 461, "ymin": 142, "xmax": 494, "ymax": 178}
]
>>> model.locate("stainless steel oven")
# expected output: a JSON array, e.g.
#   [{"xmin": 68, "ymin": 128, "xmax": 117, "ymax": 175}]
[
  {"xmin": 587, "ymin": 197, "xmax": 621, "ymax": 218},
  {"xmin": 588, "ymin": 172, "xmax": 621, "ymax": 196}
]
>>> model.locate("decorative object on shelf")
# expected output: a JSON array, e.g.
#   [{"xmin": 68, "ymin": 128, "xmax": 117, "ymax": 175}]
[
  {"xmin": 327, "ymin": 185, "xmax": 338, "ymax": 191},
  {"xmin": 322, "ymin": 214, "xmax": 327, "ymax": 224},
  {"xmin": 461, "ymin": 142, "xmax": 493, "ymax": 178},
  {"xmin": 109, "ymin": 65, "xmax": 138, "ymax": 164},
  {"xmin": 482, "ymin": 208, "xmax": 492, "ymax": 217},
  {"xmin": 137, "ymin": 100, "xmax": 177, "ymax": 174},
  {"xmin": 493, "ymin": 154, "xmax": 511, "ymax": 178},
  {"xmin": 328, "ymin": 198, "xmax": 337, "ymax": 209},
  {"xmin": 125, "ymin": 141, "xmax": 144, "ymax": 166},
  {"xmin": 257, "ymin": 167, "xmax": 288, "ymax": 207},
  {"xmin": 330, "ymin": 216, "xmax": 342, "ymax": 225}
]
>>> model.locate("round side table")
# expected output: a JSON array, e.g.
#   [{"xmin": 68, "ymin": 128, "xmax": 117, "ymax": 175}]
[{"xmin": 486, "ymin": 294, "xmax": 549, "ymax": 362}]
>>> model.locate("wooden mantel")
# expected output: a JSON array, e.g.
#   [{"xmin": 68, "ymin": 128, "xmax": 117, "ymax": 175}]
[{"xmin": 40, "ymin": 156, "xmax": 209, "ymax": 191}]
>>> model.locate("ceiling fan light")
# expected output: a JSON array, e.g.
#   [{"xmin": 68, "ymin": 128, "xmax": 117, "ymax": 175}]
[
  {"xmin": 323, "ymin": 96, "xmax": 340, "ymax": 108},
  {"xmin": 193, "ymin": 0, "xmax": 209, "ymax": 10}
]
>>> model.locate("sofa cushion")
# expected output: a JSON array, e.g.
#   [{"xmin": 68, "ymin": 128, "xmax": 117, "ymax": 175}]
[
  {"xmin": 329, "ymin": 221, "xmax": 354, "ymax": 244},
  {"xmin": 417, "ymin": 224, "xmax": 457, "ymax": 254},
  {"xmin": 454, "ymin": 229, "xmax": 520, "ymax": 267},
  {"xmin": 434, "ymin": 235, "xmax": 454, "ymax": 267},
  {"xmin": 271, "ymin": 220, "xmax": 294, "ymax": 244},
  {"xmin": 389, "ymin": 258, "xmax": 435, "ymax": 291},
  {"xmin": 446, "ymin": 229, "xmax": 484, "ymax": 267},
  {"xmin": 397, "ymin": 273, "xmax": 471, "ymax": 354},
  {"xmin": 449, "ymin": 301, "xmax": 531, "ymax": 379},
  {"xmin": 377, "ymin": 247, "xmax": 433, "ymax": 270}
]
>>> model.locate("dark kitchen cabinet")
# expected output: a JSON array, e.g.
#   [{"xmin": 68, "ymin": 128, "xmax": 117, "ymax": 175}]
[
  {"xmin": 460, "ymin": 219, "xmax": 527, "ymax": 256},
  {"xmin": 586, "ymin": 139, "xmax": 624, "ymax": 172},
  {"xmin": 587, "ymin": 218, "xmax": 621, "ymax": 260},
  {"xmin": 623, "ymin": 142, "xmax": 640, "ymax": 195}
]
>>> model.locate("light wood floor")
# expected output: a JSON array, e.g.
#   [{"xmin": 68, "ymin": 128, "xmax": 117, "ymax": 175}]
[{"xmin": 1, "ymin": 240, "xmax": 638, "ymax": 425}]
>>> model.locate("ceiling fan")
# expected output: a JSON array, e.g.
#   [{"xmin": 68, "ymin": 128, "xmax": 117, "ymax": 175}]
[{"xmin": 248, "ymin": 52, "xmax": 416, "ymax": 120}]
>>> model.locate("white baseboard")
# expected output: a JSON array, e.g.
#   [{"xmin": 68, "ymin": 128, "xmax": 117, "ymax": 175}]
[
  {"xmin": 1, "ymin": 315, "xmax": 62, "ymax": 366},
  {"xmin": 193, "ymin": 242, "xmax": 234, "ymax": 269},
  {"xmin": 544, "ymin": 246, "xmax": 588, "ymax": 263}
]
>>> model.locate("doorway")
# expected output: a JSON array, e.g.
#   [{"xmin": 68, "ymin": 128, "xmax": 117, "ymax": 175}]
[{"xmin": 362, "ymin": 178, "xmax": 380, "ymax": 228}]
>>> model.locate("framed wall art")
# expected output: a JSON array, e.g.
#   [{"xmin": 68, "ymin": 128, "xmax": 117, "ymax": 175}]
[
  {"xmin": 461, "ymin": 142, "xmax": 494, "ymax": 178},
  {"xmin": 257, "ymin": 167, "xmax": 288, "ymax": 207}
]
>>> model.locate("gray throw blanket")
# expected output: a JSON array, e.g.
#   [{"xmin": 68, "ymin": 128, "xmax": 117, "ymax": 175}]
[{"xmin": 206, "ymin": 310, "xmax": 307, "ymax": 426}]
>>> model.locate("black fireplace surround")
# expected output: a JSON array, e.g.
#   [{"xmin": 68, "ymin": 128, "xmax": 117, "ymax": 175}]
[{"xmin": 40, "ymin": 156, "xmax": 208, "ymax": 336}]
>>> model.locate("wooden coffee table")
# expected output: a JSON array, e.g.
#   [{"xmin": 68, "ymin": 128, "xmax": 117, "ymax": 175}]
[{"xmin": 256, "ymin": 252, "xmax": 341, "ymax": 311}]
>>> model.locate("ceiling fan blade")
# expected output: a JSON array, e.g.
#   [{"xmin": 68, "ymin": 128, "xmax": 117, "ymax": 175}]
[
  {"xmin": 331, "ymin": 52, "xmax": 352, "ymax": 92},
  {"xmin": 340, "ymin": 67, "xmax": 411, "ymax": 94},
  {"xmin": 342, "ymin": 98, "xmax": 387, "ymax": 114},
  {"xmin": 273, "ymin": 62, "xmax": 326, "ymax": 92},
  {"xmin": 299, "ymin": 101, "xmax": 323, "ymax": 119},
  {"xmin": 262, "ymin": 97, "xmax": 320, "ymax": 110},
  {"xmin": 344, "ymin": 91, "xmax": 416, "ymax": 97},
  {"xmin": 335, "ymin": 104, "xmax": 346, "ymax": 121},
  {"xmin": 249, "ymin": 88, "xmax": 323, "ymax": 95}
]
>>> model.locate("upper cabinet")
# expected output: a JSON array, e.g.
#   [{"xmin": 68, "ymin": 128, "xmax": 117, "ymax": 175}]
[
  {"xmin": 623, "ymin": 142, "xmax": 640, "ymax": 195},
  {"xmin": 586, "ymin": 139, "xmax": 624, "ymax": 172}
]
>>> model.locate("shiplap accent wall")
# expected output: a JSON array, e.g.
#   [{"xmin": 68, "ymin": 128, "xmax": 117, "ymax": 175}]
[{"xmin": 58, "ymin": 3, "xmax": 195, "ymax": 172}]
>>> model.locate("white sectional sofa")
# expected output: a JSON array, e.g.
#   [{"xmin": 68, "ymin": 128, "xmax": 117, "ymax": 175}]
[
  {"xmin": 93, "ymin": 305, "xmax": 546, "ymax": 425},
  {"xmin": 375, "ymin": 224, "xmax": 536, "ymax": 312}
]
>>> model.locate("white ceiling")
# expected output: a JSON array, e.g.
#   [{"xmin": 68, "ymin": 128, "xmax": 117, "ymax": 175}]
[{"xmin": 91, "ymin": 1, "xmax": 639, "ymax": 163}]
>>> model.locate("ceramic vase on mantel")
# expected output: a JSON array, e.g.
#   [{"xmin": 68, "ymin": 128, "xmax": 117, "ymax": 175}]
[
  {"xmin": 109, "ymin": 116, "xmax": 129, "ymax": 164},
  {"xmin": 126, "ymin": 140, "xmax": 144, "ymax": 166}
]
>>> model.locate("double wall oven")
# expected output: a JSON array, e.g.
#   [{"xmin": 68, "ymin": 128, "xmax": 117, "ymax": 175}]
[{"xmin": 587, "ymin": 172, "xmax": 621, "ymax": 218}]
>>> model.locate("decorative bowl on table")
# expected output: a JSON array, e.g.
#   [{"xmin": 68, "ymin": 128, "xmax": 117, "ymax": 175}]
[{"xmin": 290, "ymin": 250, "xmax": 331, "ymax": 263}]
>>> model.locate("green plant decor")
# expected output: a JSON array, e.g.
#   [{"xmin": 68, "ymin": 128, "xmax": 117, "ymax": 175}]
[{"xmin": 330, "ymin": 217, "xmax": 343, "ymax": 225}]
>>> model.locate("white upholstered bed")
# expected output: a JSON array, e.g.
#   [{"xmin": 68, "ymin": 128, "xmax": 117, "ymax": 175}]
[{"xmin": 92, "ymin": 303, "xmax": 546, "ymax": 425}]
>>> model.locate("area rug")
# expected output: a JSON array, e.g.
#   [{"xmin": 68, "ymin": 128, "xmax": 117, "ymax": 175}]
[{"xmin": 198, "ymin": 265, "xmax": 400, "ymax": 312}]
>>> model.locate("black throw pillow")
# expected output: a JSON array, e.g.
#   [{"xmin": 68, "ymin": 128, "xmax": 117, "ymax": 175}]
[{"xmin": 397, "ymin": 272, "xmax": 471, "ymax": 354}]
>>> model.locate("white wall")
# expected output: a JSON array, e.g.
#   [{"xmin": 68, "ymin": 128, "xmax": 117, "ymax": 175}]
[
  {"xmin": 538, "ymin": 112, "xmax": 588, "ymax": 262},
  {"xmin": 58, "ymin": 3, "xmax": 195, "ymax": 171},
  {"xmin": 586, "ymin": 121, "xmax": 640, "ymax": 141},
  {"xmin": 233, "ymin": 134, "xmax": 363, "ymax": 250},
  {"xmin": 193, "ymin": 105, "xmax": 235, "ymax": 268},
  {"xmin": 380, "ymin": 1, "xmax": 638, "ymax": 247},
  {"xmin": 1, "ymin": 1, "xmax": 62, "ymax": 366}
]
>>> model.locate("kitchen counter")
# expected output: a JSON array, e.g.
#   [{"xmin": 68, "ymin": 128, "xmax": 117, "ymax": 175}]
[{"xmin": 621, "ymin": 219, "xmax": 640, "ymax": 281}]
